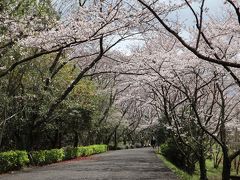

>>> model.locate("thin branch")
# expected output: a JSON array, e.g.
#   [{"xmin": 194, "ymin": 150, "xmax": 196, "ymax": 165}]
[
  {"xmin": 137, "ymin": 0, "xmax": 240, "ymax": 68},
  {"xmin": 226, "ymin": 0, "xmax": 240, "ymax": 25}
]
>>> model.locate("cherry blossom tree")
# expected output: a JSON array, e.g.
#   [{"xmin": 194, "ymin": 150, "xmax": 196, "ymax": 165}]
[
  {"xmin": 133, "ymin": 1, "xmax": 240, "ymax": 179},
  {"xmin": 1, "ymin": 1, "xmax": 240, "ymax": 179}
]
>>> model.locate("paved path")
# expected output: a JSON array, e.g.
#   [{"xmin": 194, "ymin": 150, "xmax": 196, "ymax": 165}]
[{"xmin": 0, "ymin": 148, "xmax": 177, "ymax": 180}]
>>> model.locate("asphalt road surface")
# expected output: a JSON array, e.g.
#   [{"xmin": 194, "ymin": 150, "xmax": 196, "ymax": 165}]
[{"xmin": 0, "ymin": 148, "xmax": 178, "ymax": 180}]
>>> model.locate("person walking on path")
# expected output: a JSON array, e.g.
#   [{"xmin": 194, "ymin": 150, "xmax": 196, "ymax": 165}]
[{"xmin": 151, "ymin": 136, "xmax": 156, "ymax": 149}]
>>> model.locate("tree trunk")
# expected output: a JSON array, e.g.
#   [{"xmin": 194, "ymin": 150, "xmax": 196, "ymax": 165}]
[
  {"xmin": 73, "ymin": 131, "xmax": 79, "ymax": 147},
  {"xmin": 222, "ymin": 150, "xmax": 231, "ymax": 180},
  {"xmin": 0, "ymin": 118, "xmax": 6, "ymax": 148},
  {"xmin": 58, "ymin": 132, "xmax": 62, "ymax": 148},
  {"xmin": 198, "ymin": 152, "xmax": 208, "ymax": 180},
  {"xmin": 237, "ymin": 156, "xmax": 240, "ymax": 175},
  {"xmin": 0, "ymin": 106, "xmax": 7, "ymax": 148},
  {"xmin": 114, "ymin": 129, "xmax": 117, "ymax": 150},
  {"xmin": 52, "ymin": 129, "xmax": 59, "ymax": 148},
  {"xmin": 184, "ymin": 156, "xmax": 195, "ymax": 175},
  {"xmin": 27, "ymin": 128, "xmax": 34, "ymax": 151}
]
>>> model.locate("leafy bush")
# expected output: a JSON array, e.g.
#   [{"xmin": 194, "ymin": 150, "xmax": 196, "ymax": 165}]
[
  {"xmin": 75, "ymin": 147, "xmax": 85, "ymax": 157},
  {"xmin": 29, "ymin": 150, "xmax": 46, "ymax": 166},
  {"xmin": 64, "ymin": 147, "xmax": 85, "ymax": 160},
  {"xmin": 64, "ymin": 145, "xmax": 107, "ymax": 159},
  {"xmin": 45, "ymin": 149, "xmax": 64, "ymax": 164},
  {"xmin": 16, "ymin": 151, "xmax": 30, "ymax": 167},
  {"xmin": 30, "ymin": 149, "xmax": 64, "ymax": 165},
  {"xmin": 82, "ymin": 146, "xmax": 94, "ymax": 156},
  {"xmin": 64, "ymin": 147, "xmax": 76, "ymax": 160},
  {"xmin": 161, "ymin": 142, "xmax": 186, "ymax": 167},
  {"xmin": 0, "ymin": 144, "xmax": 107, "ymax": 173},
  {"xmin": 160, "ymin": 140, "xmax": 196, "ymax": 174},
  {"xmin": 0, "ymin": 150, "xmax": 29, "ymax": 173},
  {"xmin": 90, "ymin": 145, "xmax": 107, "ymax": 154}
]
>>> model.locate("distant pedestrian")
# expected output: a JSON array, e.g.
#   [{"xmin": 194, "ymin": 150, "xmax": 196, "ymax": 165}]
[
  {"xmin": 151, "ymin": 137, "xmax": 156, "ymax": 148},
  {"xmin": 140, "ymin": 139, "xmax": 144, "ymax": 147}
]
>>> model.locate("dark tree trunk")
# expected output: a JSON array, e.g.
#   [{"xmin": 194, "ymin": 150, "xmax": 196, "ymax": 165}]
[
  {"xmin": 123, "ymin": 138, "xmax": 127, "ymax": 145},
  {"xmin": 222, "ymin": 150, "xmax": 231, "ymax": 180},
  {"xmin": 198, "ymin": 152, "xmax": 208, "ymax": 180},
  {"xmin": 105, "ymin": 133, "xmax": 112, "ymax": 145},
  {"xmin": 52, "ymin": 129, "xmax": 59, "ymax": 148},
  {"xmin": 58, "ymin": 132, "xmax": 62, "ymax": 148},
  {"xmin": 73, "ymin": 131, "xmax": 79, "ymax": 147},
  {"xmin": 27, "ymin": 128, "xmax": 34, "ymax": 151},
  {"xmin": 14, "ymin": 131, "xmax": 24, "ymax": 150},
  {"xmin": 185, "ymin": 157, "xmax": 195, "ymax": 175},
  {"xmin": 237, "ymin": 156, "xmax": 240, "ymax": 175},
  {"xmin": 114, "ymin": 129, "xmax": 117, "ymax": 150}
]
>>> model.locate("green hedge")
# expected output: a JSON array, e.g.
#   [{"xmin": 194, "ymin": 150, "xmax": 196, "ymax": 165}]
[
  {"xmin": 82, "ymin": 146, "xmax": 94, "ymax": 156},
  {"xmin": 30, "ymin": 149, "xmax": 64, "ymax": 165},
  {"xmin": 45, "ymin": 149, "xmax": 64, "ymax": 164},
  {"xmin": 89, "ymin": 144, "xmax": 108, "ymax": 154},
  {"xmin": 64, "ymin": 147, "xmax": 85, "ymax": 160},
  {"xmin": 0, "ymin": 144, "xmax": 107, "ymax": 173},
  {"xmin": 64, "ymin": 147, "xmax": 76, "ymax": 160},
  {"xmin": 64, "ymin": 144, "xmax": 107, "ymax": 159},
  {"xmin": 29, "ymin": 150, "xmax": 45, "ymax": 166},
  {"xmin": 0, "ymin": 150, "xmax": 29, "ymax": 173}
]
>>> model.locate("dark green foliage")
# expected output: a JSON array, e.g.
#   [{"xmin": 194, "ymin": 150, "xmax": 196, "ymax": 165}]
[
  {"xmin": 45, "ymin": 149, "xmax": 64, "ymax": 164},
  {"xmin": 64, "ymin": 146, "xmax": 85, "ymax": 160},
  {"xmin": 160, "ymin": 140, "xmax": 196, "ymax": 174},
  {"xmin": 0, "ymin": 150, "xmax": 29, "ymax": 173},
  {"xmin": 83, "ymin": 145, "xmax": 107, "ymax": 156},
  {"xmin": 0, "ymin": 143, "xmax": 107, "ymax": 173},
  {"xmin": 64, "ymin": 145, "xmax": 108, "ymax": 159},
  {"xmin": 90, "ymin": 145, "xmax": 108, "ymax": 154},
  {"xmin": 108, "ymin": 145, "xmax": 123, "ymax": 150},
  {"xmin": 29, "ymin": 150, "xmax": 46, "ymax": 166},
  {"xmin": 75, "ymin": 147, "xmax": 86, "ymax": 157},
  {"xmin": 64, "ymin": 147, "xmax": 77, "ymax": 160},
  {"xmin": 82, "ymin": 146, "xmax": 94, "ymax": 156},
  {"xmin": 155, "ymin": 126, "xmax": 168, "ymax": 145},
  {"xmin": 30, "ymin": 149, "xmax": 64, "ymax": 165}
]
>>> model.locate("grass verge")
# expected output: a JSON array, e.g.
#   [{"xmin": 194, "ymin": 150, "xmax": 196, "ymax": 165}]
[
  {"xmin": 157, "ymin": 153, "xmax": 199, "ymax": 180},
  {"xmin": 157, "ymin": 153, "xmax": 223, "ymax": 180}
]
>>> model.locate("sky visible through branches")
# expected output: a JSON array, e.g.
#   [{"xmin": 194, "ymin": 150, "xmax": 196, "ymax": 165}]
[{"xmin": 51, "ymin": 0, "xmax": 222, "ymax": 54}]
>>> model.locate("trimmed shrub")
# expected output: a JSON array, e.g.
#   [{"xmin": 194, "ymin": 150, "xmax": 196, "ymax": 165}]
[
  {"xmin": 0, "ymin": 144, "xmax": 107, "ymax": 173},
  {"xmin": 16, "ymin": 151, "xmax": 30, "ymax": 167},
  {"xmin": 83, "ymin": 144, "xmax": 107, "ymax": 156},
  {"xmin": 75, "ymin": 147, "xmax": 85, "ymax": 157},
  {"xmin": 29, "ymin": 150, "xmax": 46, "ymax": 166},
  {"xmin": 82, "ymin": 146, "xmax": 94, "ymax": 156},
  {"xmin": 90, "ymin": 145, "xmax": 107, "ymax": 154},
  {"xmin": 30, "ymin": 149, "xmax": 64, "ymax": 165},
  {"xmin": 64, "ymin": 147, "xmax": 76, "ymax": 160},
  {"xmin": 45, "ymin": 149, "xmax": 64, "ymax": 164},
  {"xmin": 64, "ymin": 147, "xmax": 85, "ymax": 160},
  {"xmin": 30, "ymin": 144, "xmax": 107, "ymax": 164},
  {"xmin": 67, "ymin": 145, "xmax": 107, "ymax": 157},
  {"xmin": 64, "ymin": 144, "xmax": 108, "ymax": 160},
  {"xmin": 0, "ymin": 150, "xmax": 29, "ymax": 173}
]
